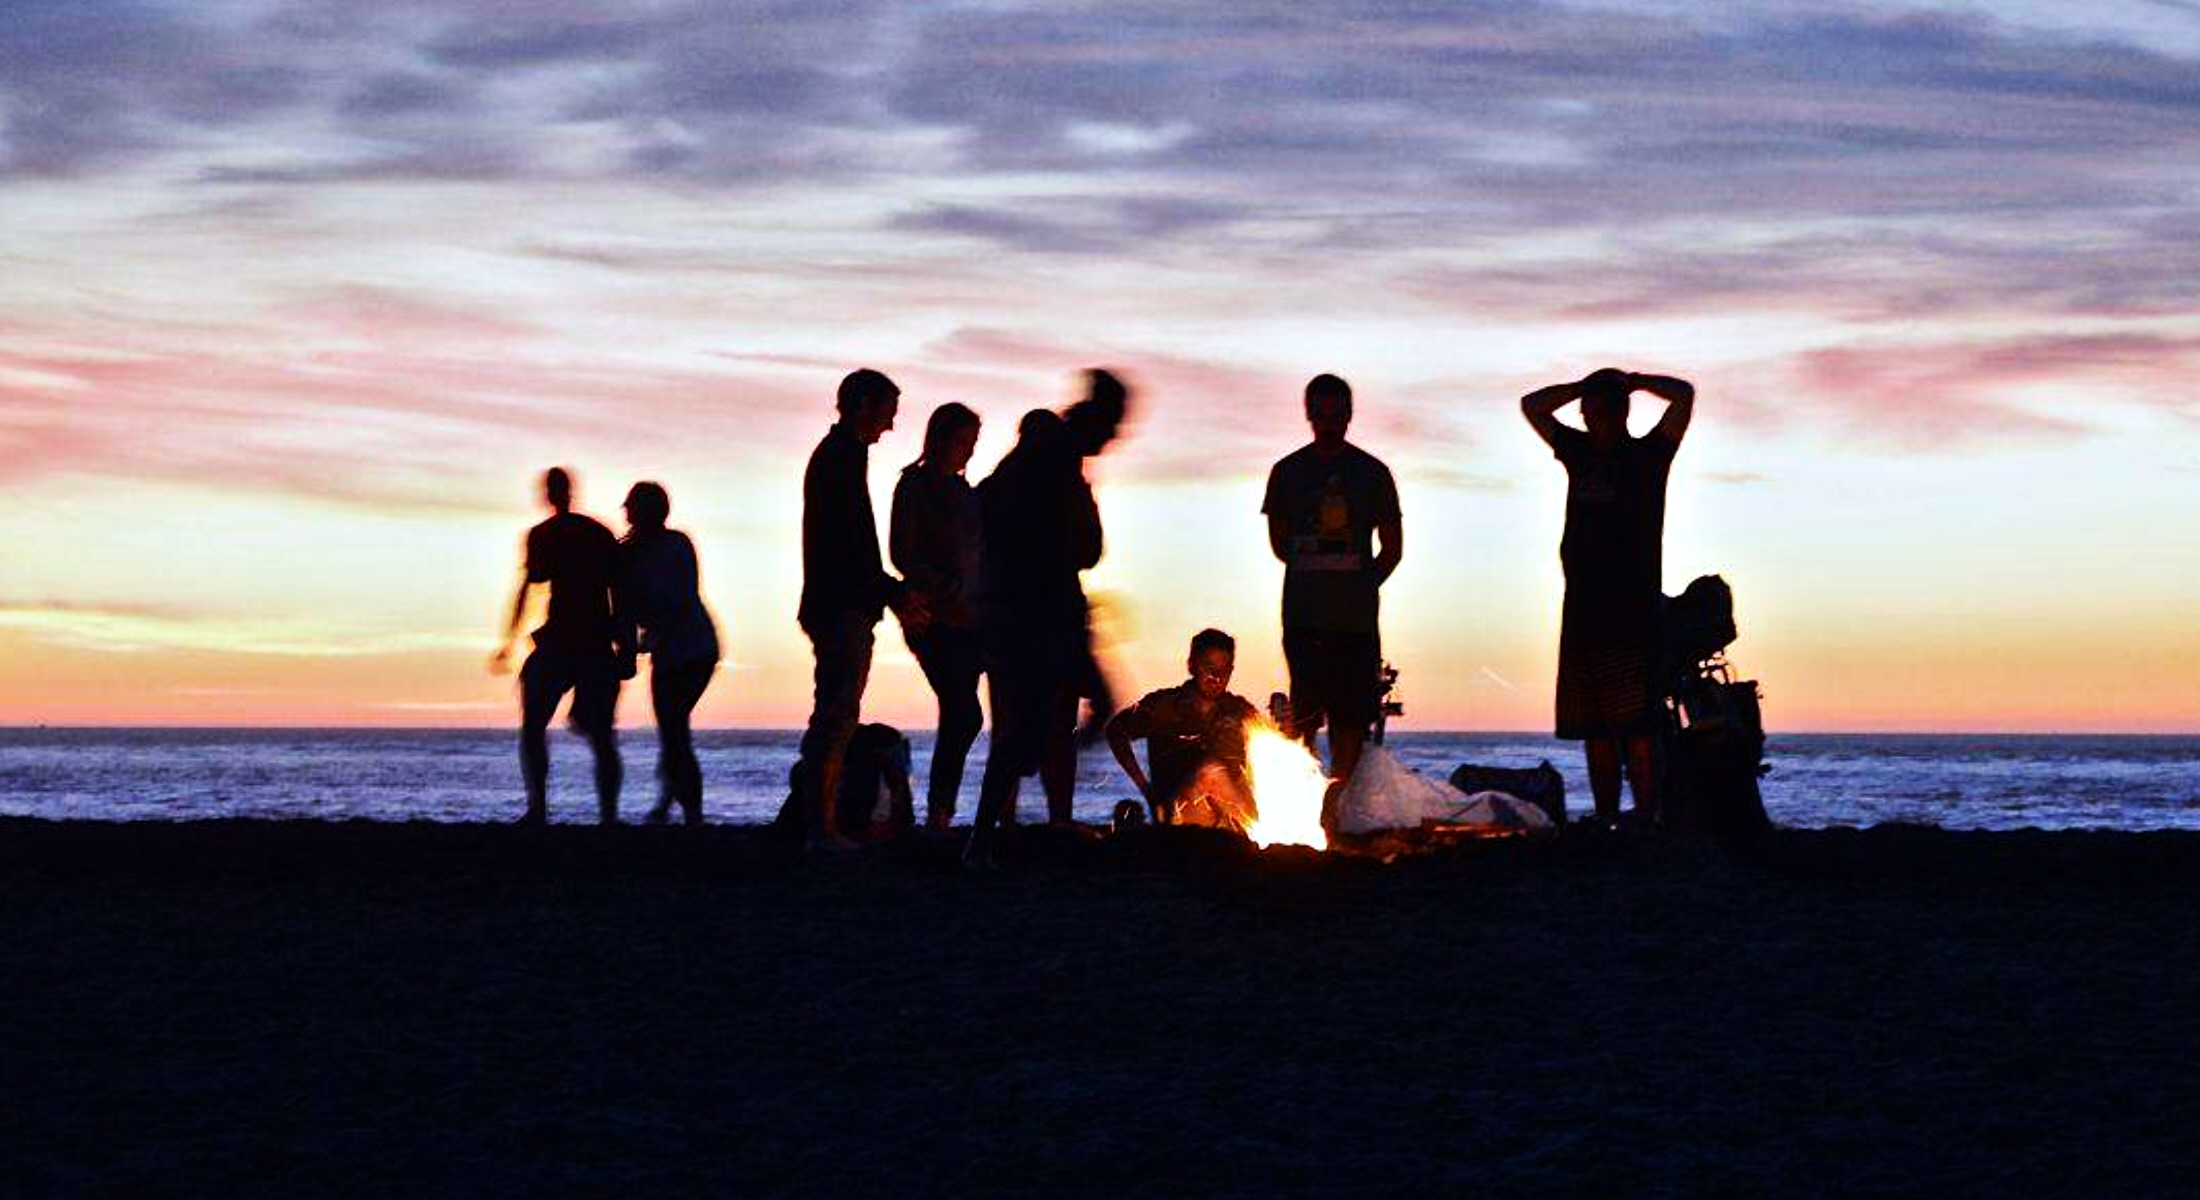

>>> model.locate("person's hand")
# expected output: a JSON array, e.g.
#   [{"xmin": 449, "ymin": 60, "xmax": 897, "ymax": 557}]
[
  {"xmin": 617, "ymin": 652, "xmax": 639, "ymax": 682},
  {"xmin": 488, "ymin": 645, "xmax": 514, "ymax": 676}
]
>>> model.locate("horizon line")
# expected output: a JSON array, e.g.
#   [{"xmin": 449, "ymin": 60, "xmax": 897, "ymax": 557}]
[{"xmin": 2, "ymin": 724, "xmax": 2196, "ymax": 739}]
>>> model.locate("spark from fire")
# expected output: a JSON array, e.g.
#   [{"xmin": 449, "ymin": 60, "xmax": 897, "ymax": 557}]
[{"xmin": 1244, "ymin": 722, "xmax": 1331, "ymax": 851}]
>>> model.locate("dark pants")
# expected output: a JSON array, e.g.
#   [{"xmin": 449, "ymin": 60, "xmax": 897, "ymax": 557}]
[
  {"xmin": 907, "ymin": 623, "xmax": 983, "ymax": 827},
  {"xmin": 519, "ymin": 645, "xmax": 622, "ymax": 822},
  {"xmin": 650, "ymin": 656, "xmax": 716, "ymax": 824},
  {"xmin": 1282, "ymin": 627, "xmax": 1381, "ymax": 738},
  {"xmin": 970, "ymin": 614, "xmax": 1076, "ymax": 849},
  {"xmin": 797, "ymin": 613, "xmax": 877, "ymax": 828}
]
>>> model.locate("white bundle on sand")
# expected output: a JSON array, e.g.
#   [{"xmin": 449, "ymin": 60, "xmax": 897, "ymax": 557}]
[{"xmin": 1337, "ymin": 747, "xmax": 1555, "ymax": 835}]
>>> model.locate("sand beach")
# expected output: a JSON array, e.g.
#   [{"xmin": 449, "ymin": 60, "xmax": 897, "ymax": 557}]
[{"xmin": 2, "ymin": 819, "xmax": 2195, "ymax": 1198}]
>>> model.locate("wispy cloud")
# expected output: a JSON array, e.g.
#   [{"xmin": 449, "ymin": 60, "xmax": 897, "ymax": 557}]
[{"xmin": 0, "ymin": 598, "xmax": 479, "ymax": 658}]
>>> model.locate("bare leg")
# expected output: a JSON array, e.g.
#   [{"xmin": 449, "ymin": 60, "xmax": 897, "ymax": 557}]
[
  {"xmin": 1330, "ymin": 726, "xmax": 1367, "ymax": 787},
  {"xmin": 1585, "ymin": 738, "xmax": 1623, "ymax": 823},
  {"xmin": 517, "ymin": 666, "xmax": 563, "ymax": 824},
  {"xmin": 519, "ymin": 724, "xmax": 550, "ymax": 821},
  {"xmin": 809, "ymin": 754, "xmax": 857, "ymax": 850},
  {"xmin": 965, "ymin": 755, "xmax": 1021, "ymax": 867},
  {"xmin": 1623, "ymin": 734, "xmax": 1661, "ymax": 826},
  {"xmin": 584, "ymin": 726, "xmax": 622, "ymax": 824},
  {"xmin": 1039, "ymin": 688, "xmax": 1078, "ymax": 827}
]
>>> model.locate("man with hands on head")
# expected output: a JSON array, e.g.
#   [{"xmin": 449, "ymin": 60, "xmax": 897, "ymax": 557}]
[{"xmin": 1522, "ymin": 367, "xmax": 1694, "ymax": 829}]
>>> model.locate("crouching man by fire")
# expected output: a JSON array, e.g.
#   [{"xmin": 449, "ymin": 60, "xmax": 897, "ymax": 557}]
[{"xmin": 1105, "ymin": 628, "xmax": 1261, "ymax": 831}]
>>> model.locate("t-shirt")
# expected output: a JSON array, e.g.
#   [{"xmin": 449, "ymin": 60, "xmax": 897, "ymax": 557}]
[
  {"xmin": 976, "ymin": 419, "xmax": 1098, "ymax": 626},
  {"xmin": 525, "ymin": 512, "xmax": 619, "ymax": 656},
  {"xmin": 890, "ymin": 466, "xmax": 981, "ymax": 630},
  {"xmin": 1261, "ymin": 443, "xmax": 1400, "ymax": 634},
  {"xmin": 1109, "ymin": 681, "xmax": 1259, "ymax": 804},
  {"xmin": 1549, "ymin": 426, "xmax": 1675, "ymax": 595},
  {"xmin": 799, "ymin": 422, "xmax": 898, "ymax": 631},
  {"xmin": 617, "ymin": 530, "xmax": 720, "ymax": 667}
]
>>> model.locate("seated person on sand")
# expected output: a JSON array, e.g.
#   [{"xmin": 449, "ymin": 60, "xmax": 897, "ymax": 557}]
[{"xmin": 1105, "ymin": 629, "xmax": 1261, "ymax": 832}]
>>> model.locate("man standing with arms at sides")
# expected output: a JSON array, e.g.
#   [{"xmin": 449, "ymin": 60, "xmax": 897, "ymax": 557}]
[
  {"xmin": 1262, "ymin": 374, "xmax": 1402, "ymax": 820},
  {"xmin": 491, "ymin": 466, "xmax": 629, "ymax": 826},
  {"xmin": 798, "ymin": 368, "xmax": 927, "ymax": 852},
  {"xmin": 1522, "ymin": 367, "xmax": 1693, "ymax": 829}
]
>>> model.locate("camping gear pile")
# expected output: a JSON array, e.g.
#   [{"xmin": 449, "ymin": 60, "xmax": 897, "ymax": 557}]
[
  {"xmin": 1660, "ymin": 574, "xmax": 1772, "ymax": 836},
  {"xmin": 1334, "ymin": 747, "xmax": 1555, "ymax": 839}
]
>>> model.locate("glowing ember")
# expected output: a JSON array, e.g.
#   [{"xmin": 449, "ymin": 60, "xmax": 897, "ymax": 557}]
[{"xmin": 1244, "ymin": 722, "xmax": 1331, "ymax": 851}]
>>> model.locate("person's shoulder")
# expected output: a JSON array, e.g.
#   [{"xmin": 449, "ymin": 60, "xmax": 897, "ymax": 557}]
[
  {"xmin": 1134, "ymin": 684, "xmax": 1181, "ymax": 710},
  {"xmin": 1273, "ymin": 443, "xmax": 1321, "ymax": 472},
  {"xmin": 1343, "ymin": 442, "xmax": 1394, "ymax": 474},
  {"xmin": 1223, "ymin": 692, "xmax": 1259, "ymax": 720}
]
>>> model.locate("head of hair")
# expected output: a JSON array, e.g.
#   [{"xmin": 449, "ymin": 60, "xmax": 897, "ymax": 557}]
[
  {"xmin": 1189, "ymin": 628, "xmax": 1236, "ymax": 659},
  {"xmin": 917, "ymin": 402, "xmax": 981, "ymax": 469},
  {"xmin": 624, "ymin": 481, "xmax": 670, "ymax": 533},
  {"xmin": 1019, "ymin": 408, "xmax": 1061, "ymax": 439},
  {"xmin": 836, "ymin": 367, "xmax": 900, "ymax": 417},
  {"xmin": 1064, "ymin": 368, "xmax": 1130, "ymax": 454},
  {"xmin": 1580, "ymin": 367, "xmax": 1631, "ymax": 423},
  {"xmin": 1304, "ymin": 373, "xmax": 1353, "ymax": 416},
  {"xmin": 543, "ymin": 467, "xmax": 572, "ymax": 509}
]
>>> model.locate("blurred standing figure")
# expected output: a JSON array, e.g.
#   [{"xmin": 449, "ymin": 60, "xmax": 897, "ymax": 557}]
[
  {"xmin": 965, "ymin": 370, "xmax": 1129, "ymax": 868},
  {"xmin": 797, "ymin": 369, "xmax": 927, "ymax": 852},
  {"xmin": 1522, "ymin": 367, "xmax": 1694, "ymax": 827},
  {"xmin": 1262, "ymin": 374, "xmax": 1402, "ymax": 812},
  {"xmin": 890, "ymin": 402, "xmax": 985, "ymax": 832},
  {"xmin": 491, "ymin": 467, "xmax": 628, "ymax": 826},
  {"xmin": 619, "ymin": 481, "xmax": 720, "ymax": 827}
]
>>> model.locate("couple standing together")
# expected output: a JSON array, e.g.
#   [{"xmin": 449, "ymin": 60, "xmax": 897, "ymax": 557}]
[{"xmin": 489, "ymin": 469, "xmax": 719, "ymax": 827}]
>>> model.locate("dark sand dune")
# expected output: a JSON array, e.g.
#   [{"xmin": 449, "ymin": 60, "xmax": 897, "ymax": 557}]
[{"xmin": 2, "ymin": 820, "xmax": 2195, "ymax": 1198}]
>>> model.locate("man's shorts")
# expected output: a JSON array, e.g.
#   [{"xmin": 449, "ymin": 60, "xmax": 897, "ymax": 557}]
[
  {"xmin": 1283, "ymin": 627, "xmax": 1381, "ymax": 737},
  {"xmin": 521, "ymin": 645, "xmax": 621, "ymax": 733}
]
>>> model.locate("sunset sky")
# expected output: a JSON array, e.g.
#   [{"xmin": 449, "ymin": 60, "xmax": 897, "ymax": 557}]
[{"xmin": 3, "ymin": 0, "xmax": 2197, "ymax": 732}]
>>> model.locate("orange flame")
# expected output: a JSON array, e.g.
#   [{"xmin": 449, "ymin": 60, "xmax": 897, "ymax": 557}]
[{"xmin": 1243, "ymin": 721, "xmax": 1330, "ymax": 851}]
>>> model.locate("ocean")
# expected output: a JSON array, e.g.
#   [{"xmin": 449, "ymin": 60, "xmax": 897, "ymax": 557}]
[{"xmin": 1, "ymin": 728, "xmax": 2197, "ymax": 831}]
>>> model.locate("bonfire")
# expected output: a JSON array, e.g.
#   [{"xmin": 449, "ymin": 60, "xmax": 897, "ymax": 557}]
[{"xmin": 1242, "ymin": 721, "xmax": 1330, "ymax": 851}]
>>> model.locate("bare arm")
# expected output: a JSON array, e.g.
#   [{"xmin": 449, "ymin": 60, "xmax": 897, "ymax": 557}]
[
  {"xmin": 490, "ymin": 571, "xmax": 533, "ymax": 674},
  {"xmin": 1633, "ymin": 373, "xmax": 1695, "ymax": 444},
  {"xmin": 1267, "ymin": 512, "xmax": 1292, "ymax": 564},
  {"xmin": 1104, "ymin": 711, "xmax": 1151, "ymax": 802},
  {"xmin": 1373, "ymin": 515, "xmax": 1402, "ymax": 586},
  {"xmin": 1521, "ymin": 379, "xmax": 1583, "ymax": 450}
]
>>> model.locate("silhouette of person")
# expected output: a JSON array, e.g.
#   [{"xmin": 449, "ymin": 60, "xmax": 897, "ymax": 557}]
[
  {"xmin": 964, "ymin": 370, "xmax": 1129, "ymax": 868},
  {"xmin": 797, "ymin": 369, "xmax": 927, "ymax": 852},
  {"xmin": 1262, "ymin": 374, "xmax": 1401, "ymax": 815},
  {"xmin": 1522, "ymin": 367, "xmax": 1695, "ymax": 826},
  {"xmin": 890, "ymin": 402, "xmax": 984, "ymax": 832},
  {"xmin": 1105, "ymin": 628, "xmax": 1259, "ymax": 831},
  {"xmin": 491, "ymin": 467, "xmax": 627, "ymax": 825},
  {"xmin": 775, "ymin": 723, "xmax": 918, "ymax": 841},
  {"xmin": 618, "ymin": 481, "xmax": 720, "ymax": 827}
]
